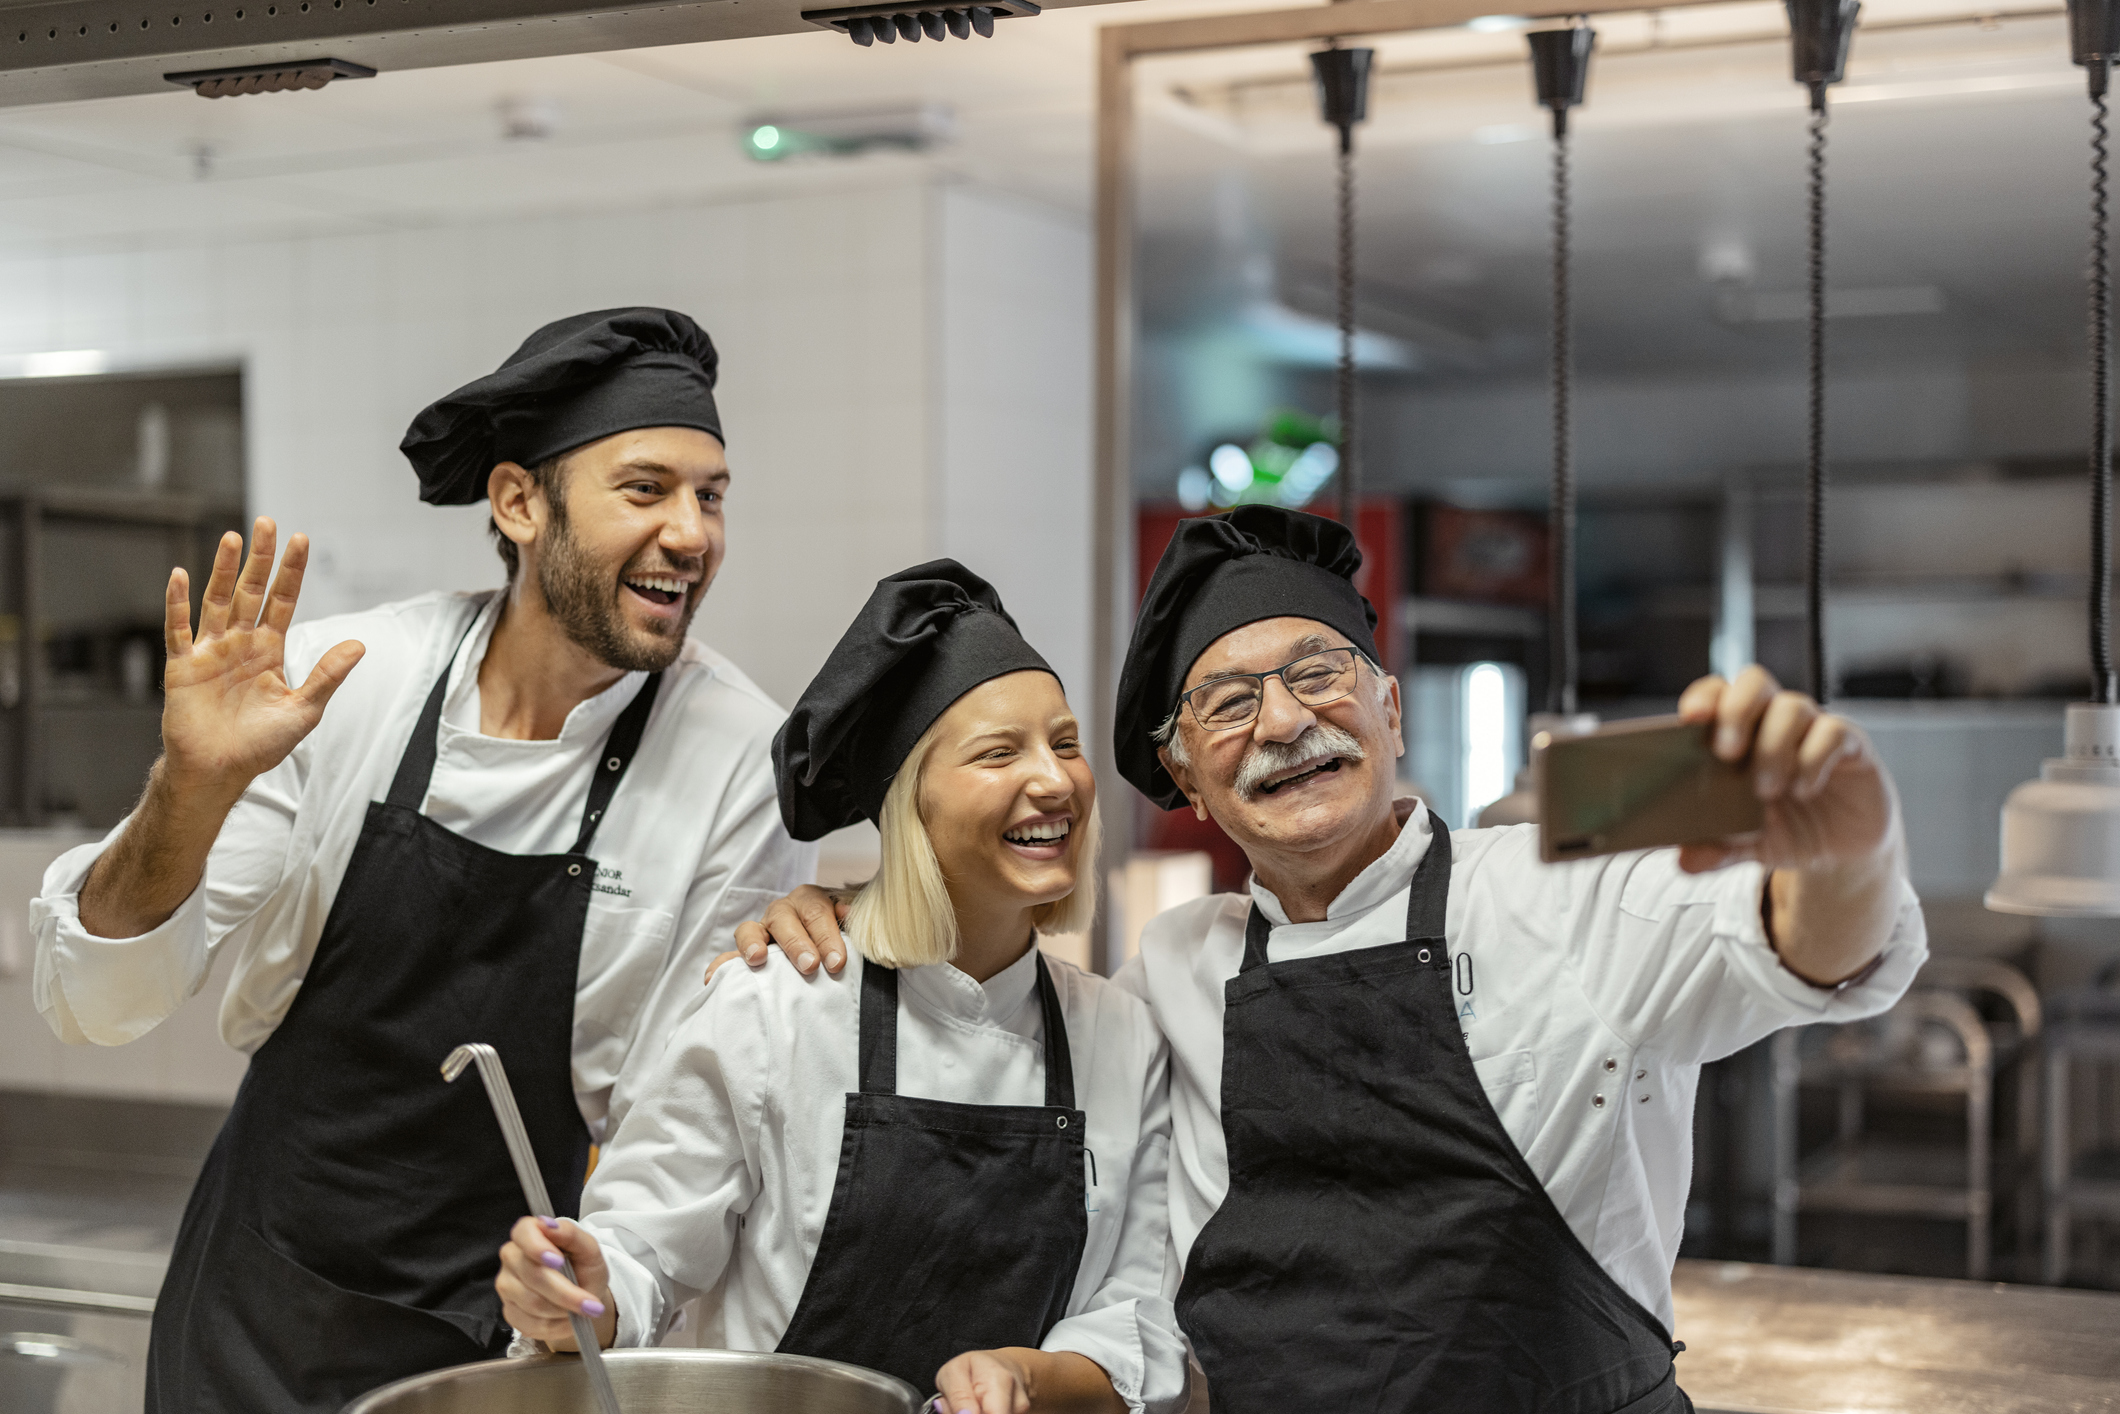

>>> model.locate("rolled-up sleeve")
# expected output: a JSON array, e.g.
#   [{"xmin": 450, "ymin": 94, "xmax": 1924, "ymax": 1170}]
[
  {"xmin": 30, "ymin": 750, "xmax": 305, "ymax": 1048},
  {"xmin": 1041, "ymin": 1039, "xmax": 1190, "ymax": 1414}
]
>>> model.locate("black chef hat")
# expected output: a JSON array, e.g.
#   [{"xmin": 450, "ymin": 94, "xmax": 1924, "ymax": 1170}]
[
  {"xmin": 775, "ymin": 560, "xmax": 1056, "ymax": 841},
  {"xmin": 400, "ymin": 308, "xmax": 724, "ymax": 506},
  {"xmin": 1116, "ymin": 506, "xmax": 1380, "ymax": 810}
]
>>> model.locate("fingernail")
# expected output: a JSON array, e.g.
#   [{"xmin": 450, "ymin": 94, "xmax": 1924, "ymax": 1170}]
[
  {"xmin": 827, "ymin": 952, "xmax": 843, "ymax": 970},
  {"xmin": 581, "ymin": 1298, "xmax": 606, "ymax": 1316},
  {"xmin": 1756, "ymin": 768, "xmax": 1782, "ymax": 797},
  {"xmin": 799, "ymin": 952, "xmax": 817, "ymax": 974},
  {"xmin": 541, "ymin": 1251, "xmax": 565, "ymax": 1270},
  {"xmin": 539, "ymin": 1217, "xmax": 561, "ymax": 1231},
  {"xmin": 1719, "ymin": 727, "xmax": 1742, "ymax": 757}
]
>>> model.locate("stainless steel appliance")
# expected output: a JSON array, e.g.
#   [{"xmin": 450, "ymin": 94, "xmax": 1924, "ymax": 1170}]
[{"xmin": 344, "ymin": 1349, "xmax": 924, "ymax": 1414}]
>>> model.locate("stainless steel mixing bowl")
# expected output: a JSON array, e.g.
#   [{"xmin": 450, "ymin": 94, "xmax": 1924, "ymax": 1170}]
[{"xmin": 342, "ymin": 1348, "xmax": 925, "ymax": 1414}]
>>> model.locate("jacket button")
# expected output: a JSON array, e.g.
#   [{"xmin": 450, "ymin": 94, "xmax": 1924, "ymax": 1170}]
[
  {"xmin": 1639, "ymin": 1094, "xmax": 1651, "ymax": 1103},
  {"xmin": 1636, "ymin": 1069, "xmax": 1647, "ymax": 1081},
  {"xmin": 1593, "ymin": 1093, "xmax": 1606, "ymax": 1109},
  {"xmin": 1603, "ymin": 1058, "xmax": 1617, "ymax": 1072}
]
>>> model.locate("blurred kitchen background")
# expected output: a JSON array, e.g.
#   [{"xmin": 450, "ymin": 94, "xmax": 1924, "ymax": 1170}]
[{"xmin": 2, "ymin": 0, "xmax": 2119, "ymax": 1403}]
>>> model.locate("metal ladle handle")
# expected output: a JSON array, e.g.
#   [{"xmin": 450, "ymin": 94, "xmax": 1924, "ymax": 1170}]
[{"xmin": 443, "ymin": 1042, "xmax": 623, "ymax": 1414}]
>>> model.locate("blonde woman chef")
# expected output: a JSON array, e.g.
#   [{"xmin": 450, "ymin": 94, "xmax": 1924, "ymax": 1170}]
[{"xmin": 496, "ymin": 561, "xmax": 1186, "ymax": 1414}]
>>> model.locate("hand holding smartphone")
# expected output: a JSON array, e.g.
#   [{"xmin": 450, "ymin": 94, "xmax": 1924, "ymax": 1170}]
[{"xmin": 1533, "ymin": 715, "xmax": 1763, "ymax": 863}]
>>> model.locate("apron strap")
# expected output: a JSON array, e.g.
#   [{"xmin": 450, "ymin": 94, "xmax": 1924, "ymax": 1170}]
[
  {"xmin": 1406, "ymin": 810, "xmax": 1452, "ymax": 941},
  {"xmin": 1239, "ymin": 807, "xmax": 1455, "ymax": 974},
  {"xmin": 857, "ymin": 950, "xmax": 1077, "ymax": 1110},
  {"xmin": 568, "ymin": 672, "xmax": 664, "ymax": 856},
  {"xmin": 381, "ymin": 598, "xmax": 663, "ymax": 853},
  {"xmin": 859, "ymin": 959, "xmax": 900, "ymax": 1096},
  {"xmin": 384, "ymin": 604, "xmax": 487, "ymax": 812},
  {"xmin": 1033, "ymin": 952, "xmax": 1075, "ymax": 1110}
]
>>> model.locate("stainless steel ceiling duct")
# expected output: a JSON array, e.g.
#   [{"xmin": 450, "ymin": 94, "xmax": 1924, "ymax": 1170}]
[{"xmin": 0, "ymin": 0, "xmax": 1094, "ymax": 108}]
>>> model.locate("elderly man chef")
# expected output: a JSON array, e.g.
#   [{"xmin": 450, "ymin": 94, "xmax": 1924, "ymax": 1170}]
[
  {"xmin": 29, "ymin": 308, "xmax": 812, "ymax": 1413},
  {"xmin": 727, "ymin": 503, "xmax": 1926, "ymax": 1412},
  {"xmin": 1104, "ymin": 505, "xmax": 1926, "ymax": 1414}
]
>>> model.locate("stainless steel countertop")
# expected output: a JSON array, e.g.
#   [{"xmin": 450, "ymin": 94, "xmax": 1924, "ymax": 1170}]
[
  {"xmin": 0, "ymin": 1154, "xmax": 183, "ymax": 1313},
  {"xmin": 1674, "ymin": 1259, "xmax": 2120, "ymax": 1413}
]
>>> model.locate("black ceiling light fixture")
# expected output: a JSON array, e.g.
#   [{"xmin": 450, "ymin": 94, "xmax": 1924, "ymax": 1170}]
[
  {"xmin": 1476, "ymin": 21, "xmax": 1597, "ymax": 829},
  {"xmin": 1786, "ymin": 0, "xmax": 1859, "ymax": 704},
  {"xmin": 1528, "ymin": 20, "xmax": 1594, "ymax": 720},
  {"xmin": 1987, "ymin": 0, "xmax": 2120, "ymax": 917},
  {"xmin": 1310, "ymin": 41, "xmax": 1373, "ymax": 526}
]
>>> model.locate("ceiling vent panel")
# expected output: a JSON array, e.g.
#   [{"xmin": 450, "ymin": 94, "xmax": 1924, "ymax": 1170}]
[{"xmin": 0, "ymin": 0, "xmax": 1105, "ymax": 107}]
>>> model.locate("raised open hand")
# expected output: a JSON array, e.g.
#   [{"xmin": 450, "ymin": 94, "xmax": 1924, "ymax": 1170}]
[{"xmin": 161, "ymin": 517, "xmax": 365, "ymax": 798}]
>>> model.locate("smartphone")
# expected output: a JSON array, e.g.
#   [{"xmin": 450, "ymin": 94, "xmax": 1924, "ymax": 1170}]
[{"xmin": 1533, "ymin": 715, "xmax": 1763, "ymax": 864}]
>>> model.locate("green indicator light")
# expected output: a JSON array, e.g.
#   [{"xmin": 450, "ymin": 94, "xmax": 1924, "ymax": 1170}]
[{"xmin": 751, "ymin": 125, "xmax": 781, "ymax": 151}]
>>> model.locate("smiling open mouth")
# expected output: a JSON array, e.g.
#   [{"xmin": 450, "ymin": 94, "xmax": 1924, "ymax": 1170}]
[
  {"xmin": 624, "ymin": 573, "xmax": 687, "ymax": 607},
  {"xmin": 1003, "ymin": 820, "xmax": 1071, "ymax": 847},
  {"xmin": 1259, "ymin": 757, "xmax": 1345, "ymax": 795}
]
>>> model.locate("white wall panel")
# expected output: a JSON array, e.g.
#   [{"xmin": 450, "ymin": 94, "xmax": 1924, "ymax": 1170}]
[
  {"xmin": 935, "ymin": 183, "xmax": 1095, "ymax": 742},
  {"xmin": 0, "ymin": 171, "xmax": 1097, "ymax": 1099}
]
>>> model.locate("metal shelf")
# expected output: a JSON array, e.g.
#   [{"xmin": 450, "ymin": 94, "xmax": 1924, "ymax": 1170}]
[{"xmin": 1401, "ymin": 596, "xmax": 1543, "ymax": 639}]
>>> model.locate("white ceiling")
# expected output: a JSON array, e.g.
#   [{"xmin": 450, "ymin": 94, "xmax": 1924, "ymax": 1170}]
[
  {"xmin": 1130, "ymin": 0, "xmax": 2104, "ymax": 384},
  {"xmin": 0, "ymin": 0, "xmax": 1282, "ymax": 250},
  {"xmin": 0, "ymin": 0, "xmax": 2104, "ymax": 395}
]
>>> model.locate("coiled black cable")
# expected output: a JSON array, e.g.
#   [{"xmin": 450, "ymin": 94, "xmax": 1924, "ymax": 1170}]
[
  {"xmin": 1805, "ymin": 104, "xmax": 1830, "ymax": 706},
  {"xmin": 2092, "ymin": 88, "xmax": 2115, "ymax": 702},
  {"xmin": 1336, "ymin": 140, "xmax": 1359, "ymax": 527},
  {"xmin": 1550, "ymin": 126, "xmax": 1578, "ymax": 716}
]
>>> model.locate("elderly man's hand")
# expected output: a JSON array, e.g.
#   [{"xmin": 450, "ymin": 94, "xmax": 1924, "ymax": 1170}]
[
  {"xmin": 1676, "ymin": 666, "xmax": 1906, "ymax": 986},
  {"xmin": 1674, "ymin": 665, "xmax": 1896, "ymax": 875}
]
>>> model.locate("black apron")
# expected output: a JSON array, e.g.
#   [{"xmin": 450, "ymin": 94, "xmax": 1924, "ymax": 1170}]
[
  {"xmin": 1175, "ymin": 824, "xmax": 1692, "ymax": 1414},
  {"xmin": 776, "ymin": 952, "xmax": 1089, "ymax": 1397},
  {"xmin": 146, "ymin": 607, "xmax": 663, "ymax": 1414}
]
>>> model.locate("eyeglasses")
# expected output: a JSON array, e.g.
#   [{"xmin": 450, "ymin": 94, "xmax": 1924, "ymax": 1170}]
[{"xmin": 1179, "ymin": 647, "xmax": 1363, "ymax": 732}]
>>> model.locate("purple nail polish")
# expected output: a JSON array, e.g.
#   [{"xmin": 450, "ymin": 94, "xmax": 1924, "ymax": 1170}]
[
  {"xmin": 539, "ymin": 1216, "xmax": 561, "ymax": 1231},
  {"xmin": 541, "ymin": 1251, "xmax": 565, "ymax": 1270},
  {"xmin": 581, "ymin": 1298, "xmax": 606, "ymax": 1317}
]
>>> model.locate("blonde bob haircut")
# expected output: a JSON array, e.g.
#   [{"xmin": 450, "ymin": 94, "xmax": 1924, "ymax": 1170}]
[{"xmin": 843, "ymin": 711, "xmax": 1102, "ymax": 970}]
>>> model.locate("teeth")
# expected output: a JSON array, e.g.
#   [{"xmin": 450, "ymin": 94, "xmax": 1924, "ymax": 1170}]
[
  {"xmin": 1005, "ymin": 820, "xmax": 1070, "ymax": 843},
  {"xmin": 626, "ymin": 575, "xmax": 686, "ymax": 595}
]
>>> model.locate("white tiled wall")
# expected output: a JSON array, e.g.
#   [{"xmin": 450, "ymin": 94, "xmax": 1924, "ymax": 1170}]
[{"xmin": 0, "ymin": 173, "xmax": 1095, "ymax": 1100}]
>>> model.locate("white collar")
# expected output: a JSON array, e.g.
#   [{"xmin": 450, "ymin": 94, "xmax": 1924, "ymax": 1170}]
[
  {"xmin": 1250, "ymin": 796, "xmax": 1432, "ymax": 928},
  {"xmin": 441, "ymin": 592, "xmax": 649, "ymax": 743},
  {"xmin": 898, "ymin": 941, "xmax": 1042, "ymax": 1027}
]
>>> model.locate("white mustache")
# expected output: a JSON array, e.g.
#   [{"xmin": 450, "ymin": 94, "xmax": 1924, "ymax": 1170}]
[{"xmin": 1234, "ymin": 723, "xmax": 1367, "ymax": 801}]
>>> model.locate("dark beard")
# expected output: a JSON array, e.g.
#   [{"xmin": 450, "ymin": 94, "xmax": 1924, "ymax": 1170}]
[{"xmin": 534, "ymin": 494, "xmax": 698, "ymax": 672}]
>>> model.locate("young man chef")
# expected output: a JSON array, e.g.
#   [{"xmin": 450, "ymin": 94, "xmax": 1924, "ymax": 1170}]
[
  {"xmin": 28, "ymin": 308, "xmax": 812, "ymax": 1414},
  {"xmin": 1106, "ymin": 505, "xmax": 1927, "ymax": 1414}
]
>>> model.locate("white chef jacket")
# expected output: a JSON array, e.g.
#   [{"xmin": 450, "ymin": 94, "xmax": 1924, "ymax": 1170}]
[
  {"xmin": 30, "ymin": 590, "xmax": 815, "ymax": 1136},
  {"xmin": 1115, "ymin": 797, "xmax": 1927, "ymax": 1331},
  {"xmin": 582, "ymin": 944, "xmax": 1189, "ymax": 1414}
]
